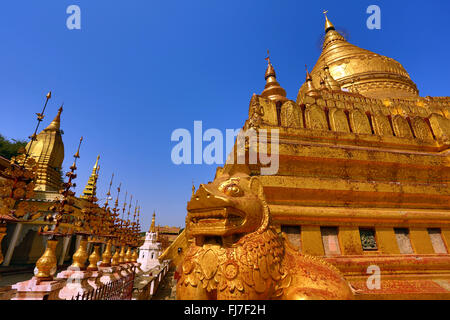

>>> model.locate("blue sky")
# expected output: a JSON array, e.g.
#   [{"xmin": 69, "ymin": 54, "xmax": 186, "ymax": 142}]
[{"xmin": 0, "ymin": 0, "xmax": 449, "ymax": 230}]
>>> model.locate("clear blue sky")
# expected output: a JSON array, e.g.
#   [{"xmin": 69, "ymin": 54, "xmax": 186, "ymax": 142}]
[{"xmin": 0, "ymin": 0, "xmax": 449, "ymax": 230}]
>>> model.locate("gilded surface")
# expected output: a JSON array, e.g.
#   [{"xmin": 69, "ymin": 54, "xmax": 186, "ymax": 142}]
[
  {"xmin": 302, "ymin": 18, "xmax": 419, "ymax": 99},
  {"xmin": 177, "ymin": 172, "xmax": 353, "ymax": 300},
  {"xmin": 24, "ymin": 108, "xmax": 65, "ymax": 192},
  {"xmin": 166, "ymin": 13, "xmax": 450, "ymax": 300},
  {"xmin": 35, "ymin": 239, "xmax": 58, "ymax": 280},
  {"xmin": 87, "ymin": 245, "xmax": 101, "ymax": 271},
  {"xmin": 100, "ymin": 240, "xmax": 113, "ymax": 267},
  {"xmin": 71, "ymin": 239, "xmax": 89, "ymax": 270},
  {"xmin": 111, "ymin": 247, "xmax": 120, "ymax": 266}
]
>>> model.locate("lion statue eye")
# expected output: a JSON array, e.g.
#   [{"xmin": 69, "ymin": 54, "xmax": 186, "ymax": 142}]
[{"xmin": 222, "ymin": 183, "xmax": 242, "ymax": 197}]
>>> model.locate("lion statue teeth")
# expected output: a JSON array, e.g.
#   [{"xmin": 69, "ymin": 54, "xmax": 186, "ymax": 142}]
[{"xmin": 177, "ymin": 170, "xmax": 354, "ymax": 300}]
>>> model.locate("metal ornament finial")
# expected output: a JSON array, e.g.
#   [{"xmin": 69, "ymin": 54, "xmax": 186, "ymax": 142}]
[{"xmin": 265, "ymin": 50, "xmax": 271, "ymax": 65}]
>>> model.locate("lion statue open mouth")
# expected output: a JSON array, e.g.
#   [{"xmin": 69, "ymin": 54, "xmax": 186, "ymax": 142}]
[{"xmin": 177, "ymin": 168, "xmax": 354, "ymax": 300}]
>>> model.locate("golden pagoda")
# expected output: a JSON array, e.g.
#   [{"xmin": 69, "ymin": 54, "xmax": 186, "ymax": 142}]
[
  {"xmin": 25, "ymin": 107, "xmax": 64, "ymax": 192},
  {"xmin": 81, "ymin": 155, "xmax": 100, "ymax": 199},
  {"xmin": 300, "ymin": 12, "xmax": 419, "ymax": 99},
  {"xmin": 167, "ymin": 13, "xmax": 450, "ymax": 300}
]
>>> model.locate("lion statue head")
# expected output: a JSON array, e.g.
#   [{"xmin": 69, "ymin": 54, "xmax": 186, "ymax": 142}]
[{"xmin": 186, "ymin": 167, "xmax": 269, "ymax": 244}]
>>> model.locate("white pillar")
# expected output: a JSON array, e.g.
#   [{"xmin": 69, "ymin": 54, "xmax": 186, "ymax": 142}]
[
  {"xmin": 3, "ymin": 223, "xmax": 23, "ymax": 266},
  {"xmin": 58, "ymin": 236, "xmax": 71, "ymax": 266}
]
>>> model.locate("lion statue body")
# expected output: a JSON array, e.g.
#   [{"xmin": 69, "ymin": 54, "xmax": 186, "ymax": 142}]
[{"xmin": 176, "ymin": 170, "xmax": 354, "ymax": 300}]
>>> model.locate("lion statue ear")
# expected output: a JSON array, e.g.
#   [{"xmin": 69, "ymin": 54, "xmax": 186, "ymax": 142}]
[
  {"xmin": 249, "ymin": 177, "xmax": 265, "ymax": 200},
  {"xmin": 249, "ymin": 177, "xmax": 271, "ymax": 233}
]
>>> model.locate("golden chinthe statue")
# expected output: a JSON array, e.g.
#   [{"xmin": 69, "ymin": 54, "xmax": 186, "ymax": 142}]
[
  {"xmin": 171, "ymin": 12, "xmax": 450, "ymax": 300},
  {"xmin": 177, "ymin": 171, "xmax": 354, "ymax": 300}
]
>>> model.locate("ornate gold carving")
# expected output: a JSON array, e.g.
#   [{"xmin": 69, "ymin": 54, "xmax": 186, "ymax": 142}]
[
  {"xmin": 329, "ymin": 108, "xmax": 350, "ymax": 133},
  {"xmin": 178, "ymin": 172, "xmax": 353, "ymax": 300},
  {"xmin": 349, "ymin": 110, "xmax": 372, "ymax": 135},
  {"xmin": 393, "ymin": 115, "xmax": 413, "ymax": 138},
  {"xmin": 305, "ymin": 104, "xmax": 328, "ymax": 131},
  {"xmin": 247, "ymin": 94, "xmax": 265, "ymax": 129},
  {"xmin": 411, "ymin": 117, "xmax": 433, "ymax": 141},
  {"xmin": 0, "ymin": 156, "xmax": 38, "ymax": 220},
  {"xmin": 429, "ymin": 114, "xmax": 450, "ymax": 142},
  {"xmin": 280, "ymin": 101, "xmax": 303, "ymax": 129},
  {"xmin": 258, "ymin": 96, "xmax": 278, "ymax": 126},
  {"xmin": 372, "ymin": 111, "xmax": 393, "ymax": 136}
]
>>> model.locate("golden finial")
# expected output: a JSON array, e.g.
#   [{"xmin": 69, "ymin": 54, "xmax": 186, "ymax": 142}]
[
  {"xmin": 94, "ymin": 155, "xmax": 100, "ymax": 169},
  {"xmin": 21, "ymin": 91, "xmax": 53, "ymax": 166},
  {"xmin": 305, "ymin": 65, "xmax": 312, "ymax": 81},
  {"xmin": 74, "ymin": 137, "xmax": 83, "ymax": 160},
  {"xmin": 114, "ymin": 182, "xmax": 122, "ymax": 208},
  {"xmin": 305, "ymin": 65, "xmax": 320, "ymax": 98},
  {"xmin": 323, "ymin": 10, "xmax": 335, "ymax": 33},
  {"xmin": 264, "ymin": 49, "xmax": 275, "ymax": 79},
  {"xmin": 128, "ymin": 195, "xmax": 133, "ymax": 219},
  {"xmin": 150, "ymin": 211, "xmax": 156, "ymax": 233},
  {"xmin": 122, "ymin": 191, "xmax": 128, "ymax": 218},
  {"xmin": 44, "ymin": 105, "xmax": 63, "ymax": 131},
  {"xmin": 261, "ymin": 50, "xmax": 287, "ymax": 103},
  {"xmin": 133, "ymin": 199, "xmax": 138, "ymax": 221},
  {"xmin": 265, "ymin": 50, "xmax": 271, "ymax": 65},
  {"xmin": 104, "ymin": 173, "xmax": 114, "ymax": 208},
  {"xmin": 192, "ymin": 180, "xmax": 196, "ymax": 196}
]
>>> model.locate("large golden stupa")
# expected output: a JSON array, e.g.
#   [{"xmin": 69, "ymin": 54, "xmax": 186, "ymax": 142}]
[
  {"xmin": 300, "ymin": 15, "xmax": 419, "ymax": 99},
  {"xmin": 164, "ymin": 14, "xmax": 450, "ymax": 300}
]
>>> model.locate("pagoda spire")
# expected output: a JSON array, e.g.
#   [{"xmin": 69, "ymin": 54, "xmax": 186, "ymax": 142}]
[
  {"xmin": 261, "ymin": 50, "xmax": 288, "ymax": 103},
  {"xmin": 44, "ymin": 105, "xmax": 63, "ymax": 132},
  {"xmin": 149, "ymin": 211, "xmax": 156, "ymax": 233},
  {"xmin": 305, "ymin": 66, "xmax": 320, "ymax": 98},
  {"xmin": 23, "ymin": 96, "xmax": 65, "ymax": 192},
  {"xmin": 81, "ymin": 155, "xmax": 100, "ymax": 199},
  {"xmin": 323, "ymin": 10, "xmax": 335, "ymax": 33}
]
